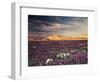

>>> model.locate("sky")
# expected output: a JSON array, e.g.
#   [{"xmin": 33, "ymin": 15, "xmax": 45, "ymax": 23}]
[{"xmin": 28, "ymin": 15, "xmax": 88, "ymax": 38}]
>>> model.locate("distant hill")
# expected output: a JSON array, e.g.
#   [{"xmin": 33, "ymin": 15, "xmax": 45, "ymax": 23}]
[
  {"xmin": 45, "ymin": 35, "xmax": 64, "ymax": 40},
  {"xmin": 45, "ymin": 35, "xmax": 87, "ymax": 41},
  {"xmin": 28, "ymin": 34, "xmax": 87, "ymax": 41}
]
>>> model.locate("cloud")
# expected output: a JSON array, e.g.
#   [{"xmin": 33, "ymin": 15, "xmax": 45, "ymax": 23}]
[{"xmin": 28, "ymin": 15, "xmax": 88, "ymax": 37}]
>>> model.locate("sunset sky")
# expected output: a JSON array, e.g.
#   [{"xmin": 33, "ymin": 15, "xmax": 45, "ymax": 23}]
[{"xmin": 28, "ymin": 15, "xmax": 88, "ymax": 40}]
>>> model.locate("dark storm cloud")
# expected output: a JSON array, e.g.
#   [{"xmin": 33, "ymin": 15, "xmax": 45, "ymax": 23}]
[
  {"xmin": 28, "ymin": 15, "xmax": 88, "ymax": 37},
  {"xmin": 28, "ymin": 19, "xmax": 52, "ymax": 32}
]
